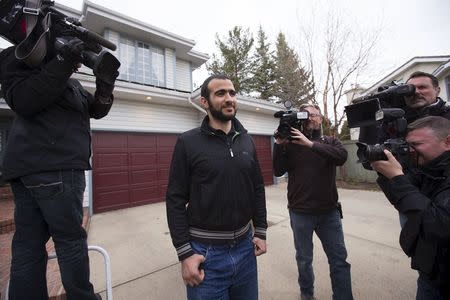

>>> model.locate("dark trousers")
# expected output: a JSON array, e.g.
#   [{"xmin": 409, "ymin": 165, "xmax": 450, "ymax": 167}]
[{"xmin": 8, "ymin": 170, "xmax": 97, "ymax": 300}]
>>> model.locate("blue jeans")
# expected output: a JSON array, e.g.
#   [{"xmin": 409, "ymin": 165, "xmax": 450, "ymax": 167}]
[
  {"xmin": 289, "ymin": 209, "xmax": 353, "ymax": 300},
  {"xmin": 8, "ymin": 170, "xmax": 97, "ymax": 300},
  {"xmin": 187, "ymin": 231, "xmax": 258, "ymax": 300}
]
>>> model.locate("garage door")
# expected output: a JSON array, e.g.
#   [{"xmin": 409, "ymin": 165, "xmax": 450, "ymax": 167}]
[
  {"xmin": 92, "ymin": 132, "xmax": 273, "ymax": 213},
  {"xmin": 92, "ymin": 132, "xmax": 178, "ymax": 213},
  {"xmin": 252, "ymin": 135, "xmax": 274, "ymax": 185}
]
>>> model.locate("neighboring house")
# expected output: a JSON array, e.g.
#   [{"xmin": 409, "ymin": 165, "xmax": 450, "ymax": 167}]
[
  {"xmin": 348, "ymin": 55, "xmax": 450, "ymax": 140},
  {"xmin": 0, "ymin": 1, "xmax": 281, "ymax": 214}
]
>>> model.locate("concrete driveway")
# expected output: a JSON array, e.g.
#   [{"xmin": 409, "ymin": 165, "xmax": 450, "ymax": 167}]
[{"xmin": 88, "ymin": 183, "xmax": 416, "ymax": 299}]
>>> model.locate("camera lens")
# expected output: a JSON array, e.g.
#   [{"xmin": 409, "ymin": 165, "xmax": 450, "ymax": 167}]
[{"xmin": 356, "ymin": 143, "xmax": 388, "ymax": 162}]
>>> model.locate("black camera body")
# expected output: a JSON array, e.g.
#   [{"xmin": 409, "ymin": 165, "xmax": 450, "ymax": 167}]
[
  {"xmin": 274, "ymin": 100, "xmax": 309, "ymax": 140},
  {"xmin": 344, "ymin": 83, "xmax": 415, "ymax": 169},
  {"xmin": 0, "ymin": 0, "xmax": 120, "ymax": 83}
]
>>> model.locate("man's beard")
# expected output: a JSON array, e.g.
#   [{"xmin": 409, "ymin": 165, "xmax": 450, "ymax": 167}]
[{"xmin": 209, "ymin": 102, "xmax": 236, "ymax": 122}]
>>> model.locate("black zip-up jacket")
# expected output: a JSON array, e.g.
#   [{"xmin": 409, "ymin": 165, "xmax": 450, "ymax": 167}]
[
  {"xmin": 405, "ymin": 97, "xmax": 450, "ymax": 123},
  {"xmin": 166, "ymin": 116, "xmax": 267, "ymax": 261},
  {"xmin": 0, "ymin": 47, "xmax": 113, "ymax": 180},
  {"xmin": 377, "ymin": 151, "xmax": 450, "ymax": 297},
  {"xmin": 273, "ymin": 130, "xmax": 347, "ymax": 213}
]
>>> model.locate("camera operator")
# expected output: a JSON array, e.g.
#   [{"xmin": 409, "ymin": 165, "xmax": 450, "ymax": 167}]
[
  {"xmin": 404, "ymin": 71, "xmax": 450, "ymax": 122},
  {"xmin": 371, "ymin": 116, "xmax": 450, "ymax": 300},
  {"xmin": 0, "ymin": 37, "xmax": 116, "ymax": 300},
  {"xmin": 273, "ymin": 104, "xmax": 353, "ymax": 300}
]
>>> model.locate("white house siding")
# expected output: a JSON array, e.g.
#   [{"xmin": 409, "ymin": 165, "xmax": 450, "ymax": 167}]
[
  {"xmin": 165, "ymin": 49, "xmax": 175, "ymax": 89},
  {"xmin": 235, "ymin": 110, "xmax": 278, "ymax": 136},
  {"xmin": 176, "ymin": 59, "xmax": 192, "ymax": 91}
]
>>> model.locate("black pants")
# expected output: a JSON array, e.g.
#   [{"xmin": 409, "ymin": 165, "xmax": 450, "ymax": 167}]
[{"xmin": 8, "ymin": 170, "xmax": 97, "ymax": 300}]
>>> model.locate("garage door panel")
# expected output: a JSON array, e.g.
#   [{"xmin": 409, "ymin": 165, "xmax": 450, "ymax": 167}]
[
  {"xmin": 131, "ymin": 186, "xmax": 160, "ymax": 203},
  {"xmin": 130, "ymin": 169, "xmax": 158, "ymax": 184},
  {"xmin": 94, "ymin": 133, "xmax": 128, "ymax": 148},
  {"xmin": 130, "ymin": 152, "xmax": 157, "ymax": 166},
  {"xmin": 128, "ymin": 135, "xmax": 157, "ymax": 148},
  {"xmin": 95, "ymin": 171, "xmax": 129, "ymax": 187},
  {"xmin": 95, "ymin": 153, "xmax": 129, "ymax": 168},
  {"xmin": 95, "ymin": 190, "xmax": 130, "ymax": 209}
]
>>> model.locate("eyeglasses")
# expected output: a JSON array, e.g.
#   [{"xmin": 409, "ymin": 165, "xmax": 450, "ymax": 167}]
[{"xmin": 309, "ymin": 113, "xmax": 321, "ymax": 118}]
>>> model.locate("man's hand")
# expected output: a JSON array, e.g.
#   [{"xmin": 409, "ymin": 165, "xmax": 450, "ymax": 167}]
[
  {"xmin": 289, "ymin": 128, "xmax": 313, "ymax": 148},
  {"xmin": 370, "ymin": 150, "xmax": 404, "ymax": 179},
  {"xmin": 274, "ymin": 130, "xmax": 289, "ymax": 145},
  {"xmin": 95, "ymin": 77, "xmax": 115, "ymax": 100},
  {"xmin": 181, "ymin": 254, "xmax": 205, "ymax": 286},
  {"xmin": 253, "ymin": 237, "xmax": 267, "ymax": 256}
]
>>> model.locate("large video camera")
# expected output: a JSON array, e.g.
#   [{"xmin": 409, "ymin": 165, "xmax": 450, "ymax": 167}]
[
  {"xmin": 274, "ymin": 100, "xmax": 309, "ymax": 140},
  {"xmin": 0, "ymin": 0, "xmax": 120, "ymax": 84},
  {"xmin": 344, "ymin": 83, "xmax": 415, "ymax": 169}
]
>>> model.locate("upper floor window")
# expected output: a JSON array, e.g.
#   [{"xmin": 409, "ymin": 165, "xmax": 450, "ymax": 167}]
[{"xmin": 118, "ymin": 37, "xmax": 165, "ymax": 87}]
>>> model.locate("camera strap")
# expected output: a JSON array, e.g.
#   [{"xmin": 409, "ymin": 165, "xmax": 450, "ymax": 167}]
[{"xmin": 14, "ymin": 0, "xmax": 51, "ymax": 67}]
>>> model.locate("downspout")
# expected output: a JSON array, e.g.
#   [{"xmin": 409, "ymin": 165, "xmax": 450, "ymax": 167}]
[{"xmin": 188, "ymin": 96, "xmax": 207, "ymax": 115}]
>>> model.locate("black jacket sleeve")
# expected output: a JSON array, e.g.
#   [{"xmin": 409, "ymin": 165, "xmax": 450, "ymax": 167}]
[
  {"xmin": 378, "ymin": 175, "xmax": 450, "ymax": 245},
  {"xmin": 310, "ymin": 137, "xmax": 348, "ymax": 166},
  {"xmin": 0, "ymin": 47, "xmax": 74, "ymax": 117},
  {"xmin": 250, "ymin": 138, "xmax": 267, "ymax": 240},
  {"xmin": 165, "ymin": 137, "xmax": 194, "ymax": 261}
]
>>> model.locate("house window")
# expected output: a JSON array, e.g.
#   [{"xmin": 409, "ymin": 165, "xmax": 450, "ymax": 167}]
[{"xmin": 118, "ymin": 37, "xmax": 165, "ymax": 86}]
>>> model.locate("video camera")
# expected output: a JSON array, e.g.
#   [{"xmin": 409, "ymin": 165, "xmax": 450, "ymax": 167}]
[
  {"xmin": 344, "ymin": 83, "xmax": 415, "ymax": 169},
  {"xmin": 0, "ymin": 0, "xmax": 120, "ymax": 84},
  {"xmin": 274, "ymin": 100, "xmax": 309, "ymax": 140}
]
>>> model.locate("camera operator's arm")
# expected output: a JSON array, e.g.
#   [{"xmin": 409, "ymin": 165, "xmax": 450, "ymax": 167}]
[
  {"xmin": 88, "ymin": 77, "xmax": 116, "ymax": 119},
  {"xmin": 372, "ymin": 150, "xmax": 450, "ymax": 243},
  {"xmin": 272, "ymin": 134, "xmax": 290, "ymax": 176},
  {"xmin": 0, "ymin": 47, "xmax": 77, "ymax": 117},
  {"xmin": 291, "ymin": 127, "xmax": 347, "ymax": 165}
]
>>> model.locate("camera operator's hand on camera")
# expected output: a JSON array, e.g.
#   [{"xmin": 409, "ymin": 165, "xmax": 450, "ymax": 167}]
[
  {"xmin": 289, "ymin": 128, "xmax": 313, "ymax": 148},
  {"xmin": 56, "ymin": 37, "xmax": 85, "ymax": 65},
  {"xmin": 274, "ymin": 130, "xmax": 289, "ymax": 145},
  {"xmin": 370, "ymin": 150, "xmax": 404, "ymax": 179}
]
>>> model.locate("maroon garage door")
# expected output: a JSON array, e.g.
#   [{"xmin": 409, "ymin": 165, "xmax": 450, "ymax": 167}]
[
  {"xmin": 92, "ymin": 132, "xmax": 178, "ymax": 213},
  {"xmin": 92, "ymin": 132, "xmax": 273, "ymax": 213},
  {"xmin": 252, "ymin": 135, "xmax": 274, "ymax": 185}
]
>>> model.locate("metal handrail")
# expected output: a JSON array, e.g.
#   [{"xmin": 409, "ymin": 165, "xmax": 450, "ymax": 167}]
[{"xmin": 4, "ymin": 245, "xmax": 112, "ymax": 300}]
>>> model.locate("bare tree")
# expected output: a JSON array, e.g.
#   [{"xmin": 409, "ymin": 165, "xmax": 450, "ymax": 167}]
[{"xmin": 299, "ymin": 7, "xmax": 381, "ymax": 136}]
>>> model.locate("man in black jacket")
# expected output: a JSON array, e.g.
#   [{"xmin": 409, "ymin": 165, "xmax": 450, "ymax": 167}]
[
  {"xmin": 166, "ymin": 74, "xmax": 267, "ymax": 300},
  {"xmin": 371, "ymin": 116, "xmax": 450, "ymax": 300},
  {"xmin": 0, "ymin": 39, "xmax": 115, "ymax": 299},
  {"xmin": 273, "ymin": 104, "xmax": 353, "ymax": 300}
]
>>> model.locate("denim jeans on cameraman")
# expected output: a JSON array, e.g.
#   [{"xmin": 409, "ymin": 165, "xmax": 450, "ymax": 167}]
[
  {"xmin": 8, "ymin": 170, "xmax": 97, "ymax": 300},
  {"xmin": 289, "ymin": 209, "xmax": 353, "ymax": 300},
  {"xmin": 186, "ymin": 230, "xmax": 258, "ymax": 300}
]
